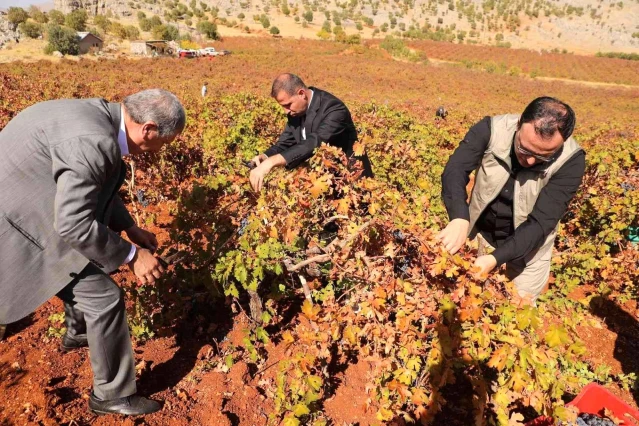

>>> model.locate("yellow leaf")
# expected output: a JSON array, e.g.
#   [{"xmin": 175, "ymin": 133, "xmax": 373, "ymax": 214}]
[
  {"xmin": 411, "ymin": 387, "xmax": 429, "ymax": 406},
  {"xmin": 376, "ymin": 407, "xmax": 394, "ymax": 422},
  {"xmin": 301, "ymin": 299, "xmax": 321, "ymax": 320},
  {"xmin": 544, "ymin": 325, "xmax": 569, "ymax": 348},
  {"xmin": 292, "ymin": 403, "xmax": 310, "ymax": 417},
  {"xmin": 353, "ymin": 141, "xmax": 366, "ymax": 156},
  {"xmin": 307, "ymin": 375, "xmax": 322, "ymax": 391},
  {"xmin": 269, "ymin": 226, "xmax": 278, "ymax": 239},
  {"xmin": 334, "ymin": 198, "xmax": 349, "ymax": 215},
  {"xmin": 309, "ymin": 176, "xmax": 330, "ymax": 198},
  {"xmin": 283, "ymin": 415, "xmax": 301, "ymax": 426},
  {"xmin": 487, "ymin": 346, "xmax": 510, "ymax": 371},
  {"xmin": 282, "ymin": 331, "xmax": 295, "ymax": 344}
]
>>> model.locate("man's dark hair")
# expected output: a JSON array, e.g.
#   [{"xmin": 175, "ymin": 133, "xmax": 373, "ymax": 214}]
[
  {"xmin": 519, "ymin": 96, "xmax": 576, "ymax": 141},
  {"xmin": 270, "ymin": 73, "xmax": 307, "ymax": 98}
]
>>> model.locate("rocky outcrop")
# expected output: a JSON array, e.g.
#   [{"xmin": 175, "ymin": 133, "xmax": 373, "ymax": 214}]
[
  {"xmin": 53, "ymin": 0, "xmax": 131, "ymax": 16},
  {"xmin": 0, "ymin": 14, "xmax": 20, "ymax": 49}
]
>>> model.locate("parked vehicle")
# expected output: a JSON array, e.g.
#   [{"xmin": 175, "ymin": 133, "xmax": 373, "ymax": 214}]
[
  {"xmin": 199, "ymin": 47, "xmax": 232, "ymax": 57},
  {"xmin": 199, "ymin": 47, "xmax": 219, "ymax": 56},
  {"xmin": 178, "ymin": 49, "xmax": 197, "ymax": 58}
]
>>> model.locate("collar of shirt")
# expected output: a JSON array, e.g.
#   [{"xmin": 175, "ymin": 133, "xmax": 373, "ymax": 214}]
[
  {"xmin": 307, "ymin": 89, "xmax": 314, "ymax": 110},
  {"xmin": 118, "ymin": 105, "xmax": 129, "ymax": 156}
]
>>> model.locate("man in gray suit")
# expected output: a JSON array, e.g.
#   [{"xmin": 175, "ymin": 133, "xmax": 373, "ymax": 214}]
[{"xmin": 0, "ymin": 89, "xmax": 186, "ymax": 415}]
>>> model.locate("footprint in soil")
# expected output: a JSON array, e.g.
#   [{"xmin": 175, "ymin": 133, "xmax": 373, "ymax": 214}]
[
  {"xmin": 51, "ymin": 386, "xmax": 81, "ymax": 404},
  {"xmin": 223, "ymin": 411, "xmax": 240, "ymax": 426}
]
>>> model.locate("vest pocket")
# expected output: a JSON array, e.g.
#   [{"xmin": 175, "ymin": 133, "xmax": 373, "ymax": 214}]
[{"xmin": 3, "ymin": 216, "xmax": 44, "ymax": 251}]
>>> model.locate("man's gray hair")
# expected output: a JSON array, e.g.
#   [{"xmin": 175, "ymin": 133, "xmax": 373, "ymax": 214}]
[
  {"xmin": 123, "ymin": 89, "xmax": 186, "ymax": 138},
  {"xmin": 271, "ymin": 73, "xmax": 307, "ymax": 98}
]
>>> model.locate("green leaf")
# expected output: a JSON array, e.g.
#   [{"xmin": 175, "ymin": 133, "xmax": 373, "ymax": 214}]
[
  {"xmin": 225, "ymin": 354, "xmax": 234, "ymax": 369},
  {"xmin": 224, "ymin": 282, "xmax": 239, "ymax": 298},
  {"xmin": 234, "ymin": 263, "xmax": 248, "ymax": 284},
  {"xmin": 256, "ymin": 327, "xmax": 270, "ymax": 344}
]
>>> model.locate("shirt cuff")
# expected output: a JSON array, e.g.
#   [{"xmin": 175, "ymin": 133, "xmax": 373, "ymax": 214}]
[{"xmin": 123, "ymin": 244, "xmax": 136, "ymax": 265}]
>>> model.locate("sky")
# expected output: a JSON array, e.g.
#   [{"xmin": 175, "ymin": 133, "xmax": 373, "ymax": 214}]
[{"xmin": 0, "ymin": 0, "xmax": 52, "ymax": 10}]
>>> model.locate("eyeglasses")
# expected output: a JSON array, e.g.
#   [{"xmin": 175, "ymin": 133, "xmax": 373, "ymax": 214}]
[{"xmin": 515, "ymin": 132, "xmax": 558, "ymax": 163}]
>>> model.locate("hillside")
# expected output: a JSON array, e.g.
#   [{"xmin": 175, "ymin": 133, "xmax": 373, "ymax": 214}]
[{"xmin": 49, "ymin": 0, "xmax": 639, "ymax": 53}]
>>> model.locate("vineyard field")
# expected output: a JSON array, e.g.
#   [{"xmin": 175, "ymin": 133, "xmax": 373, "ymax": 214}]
[{"xmin": 1, "ymin": 37, "xmax": 639, "ymax": 426}]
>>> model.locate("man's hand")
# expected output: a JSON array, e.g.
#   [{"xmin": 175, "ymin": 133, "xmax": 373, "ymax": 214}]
[
  {"xmin": 125, "ymin": 225, "xmax": 158, "ymax": 252},
  {"xmin": 249, "ymin": 161, "xmax": 272, "ymax": 192},
  {"xmin": 436, "ymin": 218, "xmax": 470, "ymax": 254},
  {"xmin": 251, "ymin": 153, "xmax": 268, "ymax": 167},
  {"xmin": 127, "ymin": 248, "xmax": 165, "ymax": 285},
  {"xmin": 472, "ymin": 255, "xmax": 497, "ymax": 280}
]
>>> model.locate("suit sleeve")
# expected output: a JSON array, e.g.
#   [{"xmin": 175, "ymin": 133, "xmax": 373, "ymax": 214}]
[
  {"xmin": 441, "ymin": 117, "xmax": 492, "ymax": 221},
  {"xmin": 281, "ymin": 102, "xmax": 350, "ymax": 169},
  {"xmin": 264, "ymin": 121, "xmax": 296, "ymax": 157},
  {"xmin": 109, "ymin": 195, "xmax": 135, "ymax": 233},
  {"xmin": 52, "ymin": 137, "xmax": 133, "ymax": 272}
]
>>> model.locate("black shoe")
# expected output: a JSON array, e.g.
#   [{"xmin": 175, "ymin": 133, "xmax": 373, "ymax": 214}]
[
  {"xmin": 61, "ymin": 333, "xmax": 88, "ymax": 351},
  {"xmin": 89, "ymin": 393, "xmax": 161, "ymax": 416}
]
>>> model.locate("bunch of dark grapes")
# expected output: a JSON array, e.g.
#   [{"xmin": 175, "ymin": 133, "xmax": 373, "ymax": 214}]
[
  {"xmin": 621, "ymin": 182, "xmax": 636, "ymax": 191},
  {"xmin": 237, "ymin": 217, "xmax": 249, "ymax": 236},
  {"xmin": 136, "ymin": 189, "xmax": 150, "ymax": 207},
  {"xmin": 565, "ymin": 413, "xmax": 617, "ymax": 426}
]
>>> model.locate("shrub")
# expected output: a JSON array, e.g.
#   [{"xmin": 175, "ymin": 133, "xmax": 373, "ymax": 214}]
[
  {"xmin": 197, "ymin": 20, "xmax": 219, "ymax": 39},
  {"xmin": 7, "ymin": 7, "xmax": 29, "ymax": 30},
  {"xmin": 45, "ymin": 24, "xmax": 79, "ymax": 55},
  {"xmin": 65, "ymin": 9, "xmax": 88, "ymax": 31},
  {"xmin": 29, "ymin": 6, "xmax": 48, "ymax": 24},
  {"xmin": 269, "ymin": 26, "xmax": 280, "ymax": 35},
  {"xmin": 152, "ymin": 23, "xmax": 179, "ymax": 40},
  {"xmin": 18, "ymin": 21, "xmax": 43, "ymax": 38}
]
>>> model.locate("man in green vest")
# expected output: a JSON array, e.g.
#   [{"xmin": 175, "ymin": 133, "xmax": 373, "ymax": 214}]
[{"xmin": 437, "ymin": 97, "xmax": 585, "ymax": 305}]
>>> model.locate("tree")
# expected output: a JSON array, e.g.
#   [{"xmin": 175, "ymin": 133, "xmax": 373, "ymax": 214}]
[
  {"xmin": 45, "ymin": 24, "xmax": 79, "ymax": 55},
  {"xmin": 281, "ymin": 2, "xmax": 290, "ymax": 16},
  {"xmin": 237, "ymin": 12, "xmax": 245, "ymax": 20},
  {"xmin": 125, "ymin": 25, "xmax": 140, "ymax": 39},
  {"xmin": 65, "ymin": 9, "xmax": 88, "ymax": 31},
  {"xmin": 356, "ymin": 21, "xmax": 363, "ymax": 31},
  {"xmin": 260, "ymin": 15, "xmax": 270, "ymax": 28},
  {"xmin": 303, "ymin": 11, "xmax": 313, "ymax": 22},
  {"xmin": 19, "ymin": 21, "xmax": 43, "ymax": 38},
  {"xmin": 94, "ymin": 15, "xmax": 111, "ymax": 32},
  {"xmin": 109, "ymin": 22, "xmax": 127, "ymax": 38},
  {"xmin": 152, "ymin": 23, "xmax": 179, "ymax": 40},
  {"xmin": 29, "ymin": 6, "xmax": 48, "ymax": 24},
  {"xmin": 269, "ymin": 26, "xmax": 280, "ymax": 34},
  {"xmin": 47, "ymin": 10, "xmax": 65, "ymax": 25},
  {"xmin": 139, "ymin": 17, "xmax": 152, "ymax": 31},
  {"xmin": 197, "ymin": 20, "xmax": 219, "ymax": 39},
  {"xmin": 149, "ymin": 15, "xmax": 163, "ymax": 27},
  {"xmin": 7, "ymin": 7, "xmax": 29, "ymax": 30}
]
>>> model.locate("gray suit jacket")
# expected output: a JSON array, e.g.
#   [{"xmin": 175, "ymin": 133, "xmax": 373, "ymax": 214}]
[{"xmin": 0, "ymin": 98, "xmax": 135, "ymax": 323}]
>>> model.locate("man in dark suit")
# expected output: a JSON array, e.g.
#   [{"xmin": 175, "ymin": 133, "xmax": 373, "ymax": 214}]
[
  {"xmin": 249, "ymin": 73, "xmax": 373, "ymax": 192},
  {"xmin": 0, "ymin": 89, "xmax": 186, "ymax": 415}
]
